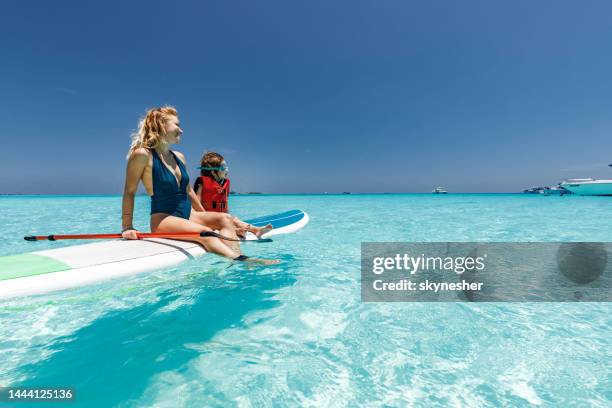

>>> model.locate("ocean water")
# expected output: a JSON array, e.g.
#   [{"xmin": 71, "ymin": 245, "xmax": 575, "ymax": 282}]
[{"xmin": 0, "ymin": 194, "xmax": 610, "ymax": 407}]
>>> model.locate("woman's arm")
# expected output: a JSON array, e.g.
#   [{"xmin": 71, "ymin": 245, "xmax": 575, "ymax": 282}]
[
  {"xmin": 121, "ymin": 149, "xmax": 148, "ymax": 238},
  {"xmin": 174, "ymin": 151, "xmax": 206, "ymax": 212},
  {"xmin": 188, "ymin": 183, "xmax": 205, "ymax": 212}
]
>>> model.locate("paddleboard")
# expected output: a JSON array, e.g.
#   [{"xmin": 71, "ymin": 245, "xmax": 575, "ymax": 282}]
[{"xmin": 0, "ymin": 209, "xmax": 308, "ymax": 299}]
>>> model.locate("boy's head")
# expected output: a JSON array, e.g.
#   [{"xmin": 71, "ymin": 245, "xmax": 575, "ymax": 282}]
[{"xmin": 199, "ymin": 151, "xmax": 228, "ymax": 180}]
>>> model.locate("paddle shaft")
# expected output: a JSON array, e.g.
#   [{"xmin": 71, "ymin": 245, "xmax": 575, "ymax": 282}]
[{"xmin": 24, "ymin": 231, "xmax": 271, "ymax": 243}]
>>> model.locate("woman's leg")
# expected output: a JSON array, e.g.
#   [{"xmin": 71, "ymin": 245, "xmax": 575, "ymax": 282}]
[
  {"xmin": 189, "ymin": 211, "xmax": 242, "ymax": 252},
  {"xmin": 151, "ymin": 214, "xmax": 238, "ymax": 259}
]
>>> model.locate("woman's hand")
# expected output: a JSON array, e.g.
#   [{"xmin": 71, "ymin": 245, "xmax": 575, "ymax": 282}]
[{"xmin": 122, "ymin": 228, "xmax": 139, "ymax": 240}]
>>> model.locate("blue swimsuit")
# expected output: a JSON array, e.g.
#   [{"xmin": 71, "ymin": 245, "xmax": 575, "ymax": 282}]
[{"xmin": 150, "ymin": 150, "xmax": 191, "ymax": 219}]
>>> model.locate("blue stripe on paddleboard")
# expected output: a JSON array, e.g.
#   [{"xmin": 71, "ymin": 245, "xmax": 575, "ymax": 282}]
[{"xmin": 245, "ymin": 210, "xmax": 304, "ymax": 229}]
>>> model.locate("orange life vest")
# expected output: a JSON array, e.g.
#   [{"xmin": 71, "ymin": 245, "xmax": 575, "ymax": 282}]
[{"xmin": 198, "ymin": 176, "xmax": 230, "ymax": 212}]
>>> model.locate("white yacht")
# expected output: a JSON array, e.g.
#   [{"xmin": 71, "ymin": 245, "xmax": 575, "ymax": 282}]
[
  {"xmin": 432, "ymin": 187, "xmax": 448, "ymax": 194},
  {"xmin": 559, "ymin": 179, "xmax": 612, "ymax": 196}
]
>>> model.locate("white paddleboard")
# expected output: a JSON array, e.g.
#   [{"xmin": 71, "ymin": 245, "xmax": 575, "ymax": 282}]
[{"xmin": 0, "ymin": 210, "xmax": 309, "ymax": 299}]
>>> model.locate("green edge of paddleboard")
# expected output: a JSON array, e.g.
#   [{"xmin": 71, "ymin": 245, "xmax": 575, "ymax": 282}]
[{"xmin": 0, "ymin": 254, "xmax": 71, "ymax": 281}]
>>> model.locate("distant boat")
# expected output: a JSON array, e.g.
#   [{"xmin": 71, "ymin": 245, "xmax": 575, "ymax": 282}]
[
  {"xmin": 559, "ymin": 179, "xmax": 612, "ymax": 196},
  {"xmin": 342, "ymin": 192, "xmax": 351, "ymax": 194},
  {"xmin": 523, "ymin": 186, "xmax": 544, "ymax": 194},
  {"xmin": 432, "ymin": 187, "xmax": 447, "ymax": 194},
  {"xmin": 539, "ymin": 185, "xmax": 571, "ymax": 196}
]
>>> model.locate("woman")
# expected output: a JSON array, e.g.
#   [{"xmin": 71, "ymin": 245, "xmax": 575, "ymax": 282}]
[
  {"xmin": 194, "ymin": 151, "xmax": 273, "ymax": 238},
  {"xmin": 121, "ymin": 106, "xmax": 277, "ymax": 265}
]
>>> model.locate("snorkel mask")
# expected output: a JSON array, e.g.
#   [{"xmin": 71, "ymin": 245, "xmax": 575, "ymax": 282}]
[{"xmin": 198, "ymin": 164, "xmax": 229, "ymax": 179}]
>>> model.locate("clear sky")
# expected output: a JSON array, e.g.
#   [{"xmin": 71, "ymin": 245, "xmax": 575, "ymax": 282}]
[{"xmin": 1, "ymin": 0, "xmax": 612, "ymax": 194}]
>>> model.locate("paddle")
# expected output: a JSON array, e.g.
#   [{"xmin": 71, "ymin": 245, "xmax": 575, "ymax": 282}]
[{"xmin": 24, "ymin": 231, "xmax": 272, "ymax": 243}]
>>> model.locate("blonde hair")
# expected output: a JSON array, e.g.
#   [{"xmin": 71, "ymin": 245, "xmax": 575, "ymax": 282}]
[{"xmin": 127, "ymin": 106, "xmax": 178, "ymax": 159}]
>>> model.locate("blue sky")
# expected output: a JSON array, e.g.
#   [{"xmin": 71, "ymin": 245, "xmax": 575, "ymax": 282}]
[{"xmin": 1, "ymin": 0, "xmax": 612, "ymax": 193}]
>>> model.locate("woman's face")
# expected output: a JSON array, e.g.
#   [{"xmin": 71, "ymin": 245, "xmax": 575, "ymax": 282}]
[{"xmin": 163, "ymin": 116, "xmax": 183, "ymax": 144}]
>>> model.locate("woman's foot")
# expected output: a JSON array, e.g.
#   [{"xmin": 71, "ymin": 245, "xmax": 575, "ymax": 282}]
[
  {"xmin": 247, "ymin": 258, "xmax": 281, "ymax": 265},
  {"xmin": 251, "ymin": 223, "xmax": 273, "ymax": 238}
]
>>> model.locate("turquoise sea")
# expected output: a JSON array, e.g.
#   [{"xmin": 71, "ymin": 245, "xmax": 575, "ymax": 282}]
[{"xmin": 0, "ymin": 194, "xmax": 610, "ymax": 407}]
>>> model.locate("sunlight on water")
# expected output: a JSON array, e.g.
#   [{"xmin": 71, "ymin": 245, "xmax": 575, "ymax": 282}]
[{"xmin": 0, "ymin": 194, "xmax": 610, "ymax": 407}]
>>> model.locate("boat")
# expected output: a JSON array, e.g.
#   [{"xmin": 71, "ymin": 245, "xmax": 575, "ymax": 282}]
[
  {"xmin": 432, "ymin": 187, "xmax": 447, "ymax": 194},
  {"xmin": 523, "ymin": 186, "xmax": 545, "ymax": 194},
  {"xmin": 539, "ymin": 185, "xmax": 571, "ymax": 196},
  {"xmin": 0, "ymin": 210, "xmax": 309, "ymax": 299},
  {"xmin": 559, "ymin": 179, "xmax": 612, "ymax": 196}
]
